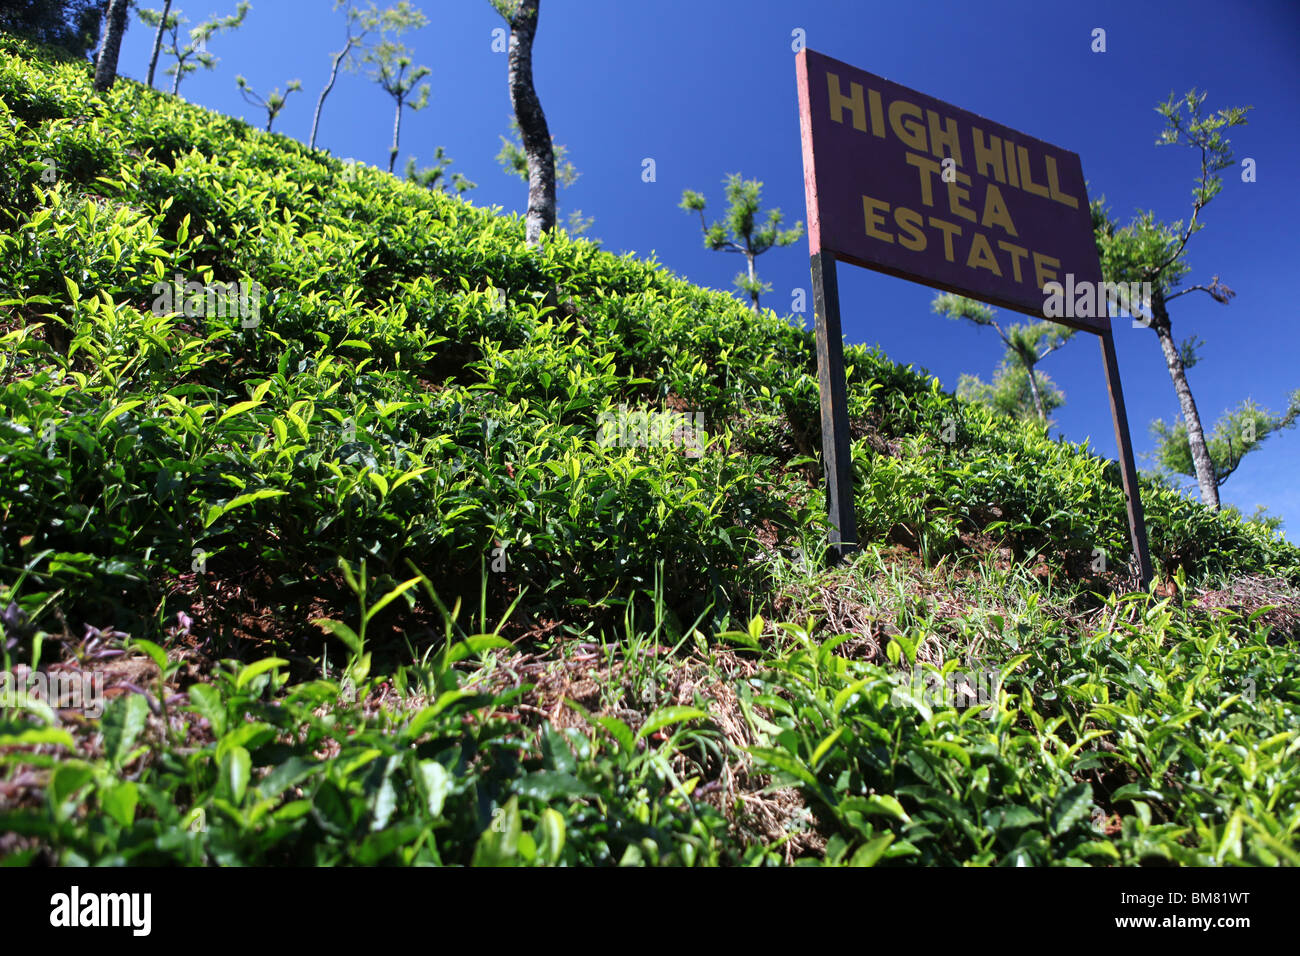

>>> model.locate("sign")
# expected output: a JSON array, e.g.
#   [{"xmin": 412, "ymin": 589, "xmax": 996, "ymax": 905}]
[
  {"xmin": 794, "ymin": 49, "xmax": 1152, "ymax": 586},
  {"xmin": 797, "ymin": 49, "xmax": 1106, "ymax": 331}
]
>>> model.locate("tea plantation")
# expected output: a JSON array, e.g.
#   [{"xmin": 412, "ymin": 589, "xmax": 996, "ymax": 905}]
[{"xmin": 1, "ymin": 34, "xmax": 1297, "ymax": 865}]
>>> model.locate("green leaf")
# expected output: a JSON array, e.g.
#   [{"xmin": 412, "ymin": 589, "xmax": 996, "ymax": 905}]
[
  {"xmin": 102, "ymin": 693, "xmax": 149, "ymax": 767},
  {"xmin": 48, "ymin": 763, "xmax": 93, "ymax": 823},
  {"xmin": 537, "ymin": 808, "xmax": 566, "ymax": 865},
  {"xmin": 747, "ymin": 746, "xmax": 819, "ymax": 788},
  {"xmin": 234, "ymin": 658, "xmax": 289, "ymax": 691},
  {"xmin": 131, "ymin": 638, "xmax": 169, "ymax": 675},
  {"xmin": 222, "ymin": 745, "xmax": 251, "ymax": 804},
  {"xmin": 0, "ymin": 726, "xmax": 74, "ymax": 749},
  {"xmin": 313, "ymin": 618, "xmax": 362, "ymax": 656},
  {"xmin": 100, "ymin": 780, "xmax": 139, "ymax": 828},
  {"xmin": 636, "ymin": 705, "xmax": 710, "ymax": 740},
  {"xmin": 363, "ymin": 575, "xmax": 421, "ymax": 623},
  {"xmin": 1049, "ymin": 782, "xmax": 1093, "ymax": 836},
  {"xmin": 99, "ymin": 400, "xmax": 144, "ymax": 431},
  {"xmin": 186, "ymin": 683, "xmax": 225, "ymax": 736},
  {"xmin": 810, "ymin": 726, "xmax": 845, "ymax": 767},
  {"xmin": 203, "ymin": 489, "xmax": 287, "ymax": 529},
  {"xmin": 415, "ymin": 760, "xmax": 450, "ymax": 817},
  {"xmin": 842, "ymin": 794, "xmax": 910, "ymax": 823},
  {"xmin": 514, "ymin": 771, "xmax": 595, "ymax": 800},
  {"xmin": 215, "ymin": 399, "xmax": 264, "ymax": 426},
  {"xmin": 849, "ymin": 833, "xmax": 895, "ymax": 866},
  {"xmin": 474, "ymin": 796, "xmax": 521, "ymax": 866}
]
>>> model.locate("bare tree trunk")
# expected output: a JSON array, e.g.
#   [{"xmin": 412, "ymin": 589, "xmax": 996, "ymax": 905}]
[
  {"xmin": 505, "ymin": 0, "xmax": 555, "ymax": 246},
  {"xmin": 146, "ymin": 0, "xmax": 173, "ymax": 88},
  {"xmin": 311, "ymin": 38, "xmax": 354, "ymax": 151},
  {"xmin": 171, "ymin": 63, "xmax": 182, "ymax": 97},
  {"xmin": 1151, "ymin": 289, "xmax": 1220, "ymax": 508},
  {"xmin": 93, "ymin": 0, "xmax": 130, "ymax": 93},
  {"xmin": 388, "ymin": 96, "xmax": 402, "ymax": 173},
  {"xmin": 1025, "ymin": 362, "xmax": 1046, "ymax": 422},
  {"xmin": 746, "ymin": 251, "xmax": 759, "ymax": 311}
]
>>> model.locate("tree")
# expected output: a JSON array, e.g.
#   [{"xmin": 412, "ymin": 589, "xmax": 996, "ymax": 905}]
[
  {"xmin": 236, "ymin": 75, "xmax": 301, "ymax": 132},
  {"xmin": 497, "ymin": 116, "xmax": 589, "ymax": 235},
  {"xmin": 405, "ymin": 147, "xmax": 476, "ymax": 196},
  {"xmin": 1093, "ymin": 89, "xmax": 1251, "ymax": 509},
  {"xmin": 140, "ymin": 0, "xmax": 172, "ymax": 87},
  {"xmin": 932, "ymin": 292, "xmax": 1073, "ymax": 424},
  {"xmin": 1222, "ymin": 504, "xmax": 1284, "ymax": 536},
  {"xmin": 0, "ymin": 0, "xmax": 106, "ymax": 58},
  {"xmin": 309, "ymin": 0, "xmax": 383, "ymax": 151},
  {"xmin": 491, "ymin": 0, "xmax": 555, "ymax": 247},
  {"xmin": 92, "ymin": 0, "xmax": 130, "ymax": 93},
  {"xmin": 361, "ymin": 2, "xmax": 431, "ymax": 175},
  {"xmin": 679, "ymin": 174, "xmax": 803, "ymax": 312},
  {"xmin": 146, "ymin": 1, "xmax": 250, "ymax": 97},
  {"xmin": 958, "ymin": 361, "xmax": 1066, "ymax": 425},
  {"xmin": 1149, "ymin": 390, "xmax": 1299, "ymax": 494}
]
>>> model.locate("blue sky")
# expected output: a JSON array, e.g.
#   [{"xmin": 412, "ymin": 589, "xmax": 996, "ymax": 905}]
[{"xmin": 107, "ymin": 0, "xmax": 1300, "ymax": 539}]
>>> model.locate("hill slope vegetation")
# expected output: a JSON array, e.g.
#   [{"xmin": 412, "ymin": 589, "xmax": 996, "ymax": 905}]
[{"xmin": 1, "ymin": 35, "xmax": 1297, "ymax": 865}]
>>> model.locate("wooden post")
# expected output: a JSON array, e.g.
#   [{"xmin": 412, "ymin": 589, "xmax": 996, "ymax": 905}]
[
  {"xmin": 1099, "ymin": 328, "xmax": 1154, "ymax": 589},
  {"xmin": 810, "ymin": 251, "xmax": 858, "ymax": 564}
]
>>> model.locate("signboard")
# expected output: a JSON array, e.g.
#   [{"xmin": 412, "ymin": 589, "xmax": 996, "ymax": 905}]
[
  {"xmin": 795, "ymin": 49, "xmax": 1151, "ymax": 585},
  {"xmin": 797, "ymin": 49, "xmax": 1106, "ymax": 332}
]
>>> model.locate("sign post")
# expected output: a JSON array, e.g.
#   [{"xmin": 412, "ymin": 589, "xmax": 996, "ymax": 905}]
[
  {"xmin": 811, "ymin": 250, "xmax": 859, "ymax": 562},
  {"xmin": 796, "ymin": 48, "xmax": 1152, "ymax": 586}
]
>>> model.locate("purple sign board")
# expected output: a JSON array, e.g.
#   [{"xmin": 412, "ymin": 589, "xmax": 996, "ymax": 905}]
[{"xmin": 796, "ymin": 49, "xmax": 1108, "ymax": 333}]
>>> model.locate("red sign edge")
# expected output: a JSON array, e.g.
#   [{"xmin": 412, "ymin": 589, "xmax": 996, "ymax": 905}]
[{"xmin": 795, "ymin": 48, "xmax": 822, "ymax": 257}]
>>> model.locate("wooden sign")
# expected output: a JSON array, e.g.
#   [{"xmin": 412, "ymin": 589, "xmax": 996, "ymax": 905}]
[{"xmin": 795, "ymin": 49, "xmax": 1152, "ymax": 586}]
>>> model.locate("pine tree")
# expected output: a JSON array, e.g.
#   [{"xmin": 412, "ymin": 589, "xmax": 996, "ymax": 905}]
[
  {"xmin": 680, "ymin": 174, "xmax": 803, "ymax": 312},
  {"xmin": 1093, "ymin": 89, "xmax": 1251, "ymax": 509}
]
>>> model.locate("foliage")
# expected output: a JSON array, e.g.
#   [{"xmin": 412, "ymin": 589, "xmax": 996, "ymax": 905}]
[
  {"xmin": 405, "ymin": 147, "xmax": 476, "ymax": 196},
  {"xmin": 1150, "ymin": 391, "xmax": 1300, "ymax": 489},
  {"xmin": 958, "ymin": 362, "xmax": 1064, "ymax": 425},
  {"xmin": 236, "ymin": 75, "xmax": 301, "ymax": 133},
  {"xmin": 932, "ymin": 293, "xmax": 1072, "ymax": 425},
  {"xmin": 0, "ymin": 0, "xmax": 105, "ymax": 59},
  {"xmin": 138, "ymin": 0, "xmax": 249, "ymax": 97},
  {"xmin": 496, "ymin": 117, "xmax": 586, "ymax": 236},
  {"xmin": 680, "ymin": 174, "xmax": 803, "ymax": 311}
]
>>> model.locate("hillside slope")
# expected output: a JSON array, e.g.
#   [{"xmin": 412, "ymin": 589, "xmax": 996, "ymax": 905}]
[{"xmin": 1, "ymin": 35, "xmax": 1297, "ymax": 866}]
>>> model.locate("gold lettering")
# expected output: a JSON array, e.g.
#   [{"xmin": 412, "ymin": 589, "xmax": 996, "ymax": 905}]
[
  {"xmin": 971, "ymin": 127, "xmax": 1005, "ymax": 183},
  {"xmin": 927, "ymin": 110, "xmax": 964, "ymax": 166},
  {"xmin": 906, "ymin": 152, "xmax": 942, "ymax": 207},
  {"xmin": 1044, "ymin": 155, "xmax": 1079, "ymax": 208},
  {"xmin": 998, "ymin": 241, "xmax": 1029, "ymax": 283},
  {"xmin": 928, "ymin": 216, "xmax": 962, "ymax": 262},
  {"xmin": 863, "ymin": 195, "xmax": 893, "ymax": 242},
  {"xmin": 827, "ymin": 72, "xmax": 867, "ymax": 131},
  {"xmin": 966, "ymin": 232, "xmax": 1002, "ymax": 276},
  {"xmin": 980, "ymin": 183, "xmax": 1017, "ymax": 236},
  {"xmin": 889, "ymin": 99, "xmax": 927, "ymax": 151},
  {"xmin": 1033, "ymin": 251, "xmax": 1061, "ymax": 289},
  {"xmin": 1017, "ymin": 145, "xmax": 1050, "ymax": 198},
  {"xmin": 895, "ymin": 206, "xmax": 926, "ymax": 251}
]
